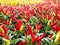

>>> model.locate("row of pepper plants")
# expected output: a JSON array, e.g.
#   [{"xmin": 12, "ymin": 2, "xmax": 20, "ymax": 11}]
[
  {"xmin": 0, "ymin": 0, "xmax": 44, "ymax": 6},
  {"xmin": 0, "ymin": 1, "xmax": 60, "ymax": 45}
]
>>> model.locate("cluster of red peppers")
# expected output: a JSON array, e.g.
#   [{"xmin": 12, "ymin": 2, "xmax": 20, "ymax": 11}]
[{"xmin": 0, "ymin": 1, "xmax": 60, "ymax": 45}]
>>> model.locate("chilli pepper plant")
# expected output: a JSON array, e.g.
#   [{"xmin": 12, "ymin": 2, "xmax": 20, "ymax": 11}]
[{"xmin": 0, "ymin": 1, "xmax": 60, "ymax": 45}]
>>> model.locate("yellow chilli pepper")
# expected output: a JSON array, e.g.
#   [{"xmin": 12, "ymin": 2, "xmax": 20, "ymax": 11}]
[
  {"xmin": 0, "ymin": 26, "xmax": 5, "ymax": 33},
  {"xmin": 55, "ymin": 31, "xmax": 60, "ymax": 43},
  {"xmin": 3, "ymin": 38, "xmax": 10, "ymax": 45},
  {"xmin": 47, "ymin": 17, "xmax": 53, "ymax": 25},
  {"xmin": 19, "ymin": 25, "xmax": 24, "ymax": 31}
]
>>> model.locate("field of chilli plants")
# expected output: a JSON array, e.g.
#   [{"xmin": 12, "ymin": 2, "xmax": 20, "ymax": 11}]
[{"xmin": 0, "ymin": 0, "xmax": 60, "ymax": 45}]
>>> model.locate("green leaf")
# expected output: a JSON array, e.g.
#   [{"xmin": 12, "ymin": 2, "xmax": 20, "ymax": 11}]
[
  {"xmin": 41, "ymin": 19, "xmax": 48, "ymax": 25},
  {"xmin": 58, "ymin": 21, "xmax": 60, "ymax": 26},
  {"xmin": 11, "ymin": 38, "xmax": 25, "ymax": 45},
  {"xmin": 42, "ymin": 38, "xmax": 54, "ymax": 45},
  {"xmin": 37, "ymin": 33, "xmax": 43, "ymax": 36},
  {"xmin": 29, "ymin": 16, "xmax": 38, "ymax": 26},
  {"xmin": 0, "ymin": 37, "xmax": 3, "ymax": 45}
]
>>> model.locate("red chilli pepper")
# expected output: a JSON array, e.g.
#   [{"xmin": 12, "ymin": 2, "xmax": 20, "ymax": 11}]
[
  {"xmin": 37, "ymin": 33, "xmax": 46, "ymax": 41},
  {"xmin": 31, "ymin": 33, "xmax": 38, "ymax": 43},
  {"xmin": 2, "ymin": 8, "xmax": 8, "ymax": 15},
  {"xmin": 27, "ymin": 24, "xmax": 32, "ymax": 34},
  {"xmin": 4, "ymin": 35, "xmax": 9, "ymax": 40},
  {"xmin": 37, "ymin": 41, "xmax": 41, "ymax": 45},
  {"xmin": 18, "ymin": 41, "xmax": 26, "ymax": 45},
  {"xmin": 0, "ymin": 32, "xmax": 4, "ymax": 37},
  {"xmin": 36, "ymin": 23, "xmax": 42, "ymax": 30},
  {"xmin": 52, "ymin": 23, "xmax": 60, "ymax": 32},
  {"xmin": 16, "ymin": 20, "xmax": 23, "ymax": 30},
  {"xmin": 2, "ymin": 24, "xmax": 8, "ymax": 33},
  {"xmin": 48, "ymin": 34, "xmax": 52, "ymax": 38}
]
